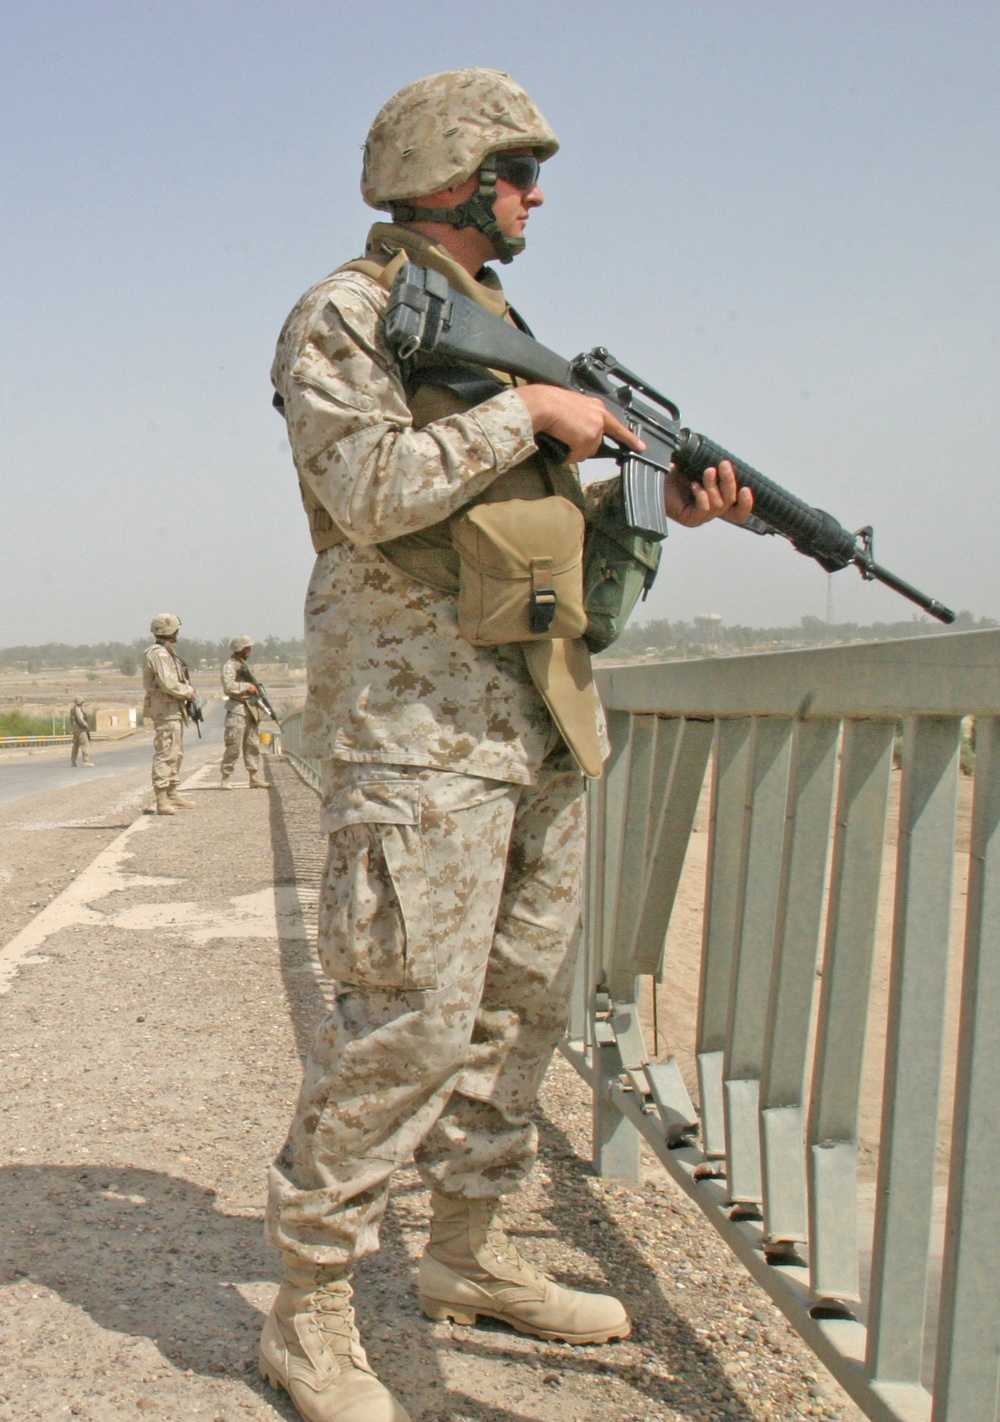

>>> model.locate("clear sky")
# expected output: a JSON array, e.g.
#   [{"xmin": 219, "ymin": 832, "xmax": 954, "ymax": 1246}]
[{"xmin": 1, "ymin": 0, "xmax": 996, "ymax": 645}]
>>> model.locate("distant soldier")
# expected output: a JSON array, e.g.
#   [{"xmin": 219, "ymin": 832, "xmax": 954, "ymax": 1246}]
[
  {"xmin": 220, "ymin": 635, "xmax": 267, "ymax": 789},
  {"xmin": 69, "ymin": 698, "xmax": 94, "ymax": 767},
  {"xmin": 143, "ymin": 613, "xmax": 198, "ymax": 815}
]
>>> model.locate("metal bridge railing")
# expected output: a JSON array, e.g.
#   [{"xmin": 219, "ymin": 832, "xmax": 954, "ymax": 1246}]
[
  {"xmin": 277, "ymin": 711, "xmax": 320, "ymax": 792},
  {"xmin": 566, "ymin": 628, "xmax": 1000, "ymax": 1422}
]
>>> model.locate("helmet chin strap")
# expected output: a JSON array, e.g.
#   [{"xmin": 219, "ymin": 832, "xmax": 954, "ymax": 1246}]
[{"xmin": 389, "ymin": 155, "xmax": 525, "ymax": 264}]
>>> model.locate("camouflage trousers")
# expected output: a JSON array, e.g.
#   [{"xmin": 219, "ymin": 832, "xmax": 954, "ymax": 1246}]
[
  {"xmin": 266, "ymin": 744, "xmax": 586, "ymax": 1269},
  {"xmin": 151, "ymin": 717, "xmax": 184, "ymax": 792},
  {"xmin": 221, "ymin": 705, "xmax": 260, "ymax": 778},
  {"xmin": 70, "ymin": 732, "xmax": 92, "ymax": 766}
]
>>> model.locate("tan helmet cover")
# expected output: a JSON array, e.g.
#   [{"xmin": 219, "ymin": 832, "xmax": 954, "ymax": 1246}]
[
  {"xmin": 229, "ymin": 635, "xmax": 253, "ymax": 654},
  {"xmin": 362, "ymin": 68, "xmax": 559, "ymax": 208},
  {"xmin": 150, "ymin": 613, "xmax": 181, "ymax": 637}
]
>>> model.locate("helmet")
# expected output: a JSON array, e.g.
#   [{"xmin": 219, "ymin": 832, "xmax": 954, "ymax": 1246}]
[
  {"xmin": 361, "ymin": 68, "xmax": 558, "ymax": 263},
  {"xmin": 229, "ymin": 635, "xmax": 253, "ymax": 654},
  {"xmin": 74, "ymin": 697, "xmax": 85, "ymax": 706},
  {"xmin": 150, "ymin": 613, "xmax": 181, "ymax": 638}
]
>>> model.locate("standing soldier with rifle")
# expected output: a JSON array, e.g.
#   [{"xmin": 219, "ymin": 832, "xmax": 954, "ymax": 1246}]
[
  {"xmin": 220, "ymin": 635, "xmax": 269, "ymax": 789},
  {"xmin": 69, "ymin": 697, "xmax": 94, "ymax": 767},
  {"xmin": 142, "ymin": 613, "xmax": 199, "ymax": 816},
  {"xmin": 265, "ymin": 69, "xmax": 750, "ymax": 1422}
]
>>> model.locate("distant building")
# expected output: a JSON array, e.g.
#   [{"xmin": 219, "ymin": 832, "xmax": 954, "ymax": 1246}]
[{"xmin": 93, "ymin": 706, "xmax": 137, "ymax": 734}]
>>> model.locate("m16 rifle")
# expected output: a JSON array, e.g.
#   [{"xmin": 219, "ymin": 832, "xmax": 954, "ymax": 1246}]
[
  {"xmin": 236, "ymin": 665, "xmax": 281, "ymax": 726},
  {"xmin": 383, "ymin": 262, "xmax": 955, "ymax": 625},
  {"xmin": 171, "ymin": 650, "xmax": 204, "ymax": 737}
]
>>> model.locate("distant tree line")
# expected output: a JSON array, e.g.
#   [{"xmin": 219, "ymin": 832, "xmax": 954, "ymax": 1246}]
[
  {"xmin": 0, "ymin": 635, "xmax": 306, "ymax": 674},
  {"xmin": 2, "ymin": 613, "xmax": 995, "ymax": 674},
  {"xmin": 599, "ymin": 609, "xmax": 996, "ymax": 660}
]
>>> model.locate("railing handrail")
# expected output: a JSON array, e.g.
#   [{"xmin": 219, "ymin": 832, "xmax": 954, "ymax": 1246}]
[{"xmin": 596, "ymin": 627, "xmax": 1000, "ymax": 718}]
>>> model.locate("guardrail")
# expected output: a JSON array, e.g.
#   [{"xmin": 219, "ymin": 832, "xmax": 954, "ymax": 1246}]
[
  {"xmin": 278, "ymin": 711, "xmax": 320, "ymax": 792},
  {"xmin": 0, "ymin": 734, "xmax": 74, "ymax": 747},
  {"xmin": 569, "ymin": 629, "xmax": 1000, "ymax": 1422},
  {"xmin": 0, "ymin": 731, "xmax": 139, "ymax": 748}
]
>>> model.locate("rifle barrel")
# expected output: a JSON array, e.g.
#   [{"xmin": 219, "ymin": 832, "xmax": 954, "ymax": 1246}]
[{"xmin": 864, "ymin": 560, "xmax": 956, "ymax": 624}]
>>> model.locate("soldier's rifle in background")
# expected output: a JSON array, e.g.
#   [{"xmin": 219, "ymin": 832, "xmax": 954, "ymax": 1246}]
[
  {"xmin": 236, "ymin": 665, "xmax": 282, "ymax": 726},
  {"xmin": 172, "ymin": 651, "xmax": 204, "ymax": 738},
  {"xmin": 383, "ymin": 262, "xmax": 955, "ymax": 625}
]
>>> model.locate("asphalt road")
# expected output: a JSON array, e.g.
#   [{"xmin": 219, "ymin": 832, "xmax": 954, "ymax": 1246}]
[{"xmin": 0, "ymin": 704, "xmax": 225, "ymax": 810}]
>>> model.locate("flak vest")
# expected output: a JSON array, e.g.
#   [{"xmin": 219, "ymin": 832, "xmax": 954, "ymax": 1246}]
[{"xmin": 295, "ymin": 225, "xmax": 606, "ymax": 779}]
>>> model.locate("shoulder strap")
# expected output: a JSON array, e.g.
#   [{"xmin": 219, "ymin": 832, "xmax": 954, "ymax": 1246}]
[{"xmin": 335, "ymin": 247, "xmax": 411, "ymax": 292}]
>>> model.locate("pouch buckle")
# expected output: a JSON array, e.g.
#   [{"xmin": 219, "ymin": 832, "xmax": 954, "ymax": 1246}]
[{"xmin": 529, "ymin": 556, "xmax": 557, "ymax": 633}]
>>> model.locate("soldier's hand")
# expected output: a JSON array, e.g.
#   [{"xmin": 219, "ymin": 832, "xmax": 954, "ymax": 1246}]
[
  {"xmin": 664, "ymin": 460, "xmax": 754, "ymax": 529},
  {"xmin": 516, "ymin": 384, "xmax": 645, "ymax": 465}
]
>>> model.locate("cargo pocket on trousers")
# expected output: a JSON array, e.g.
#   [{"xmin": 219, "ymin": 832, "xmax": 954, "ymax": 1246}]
[{"xmin": 319, "ymin": 795, "xmax": 438, "ymax": 992}]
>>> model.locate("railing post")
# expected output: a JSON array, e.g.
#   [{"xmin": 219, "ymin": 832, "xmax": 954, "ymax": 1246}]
[
  {"xmin": 724, "ymin": 715, "xmax": 794, "ymax": 1206},
  {"xmin": 866, "ymin": 715, "xmax": 961, "ymax": 1387},
  {"xmin": 807, "ymin": 717, "xmax": 895, "ymax": 1304},
  {"xmin": 592, "ymin": 983, "xmax": 642, "ymax": 1181},
  {"xmin": 586, "ymin": 710, "xmax": 643, "ymax": 1180},
  {"xmin": 932, "ymin": 716, "xmax": 1000, "ymax": 1422}
]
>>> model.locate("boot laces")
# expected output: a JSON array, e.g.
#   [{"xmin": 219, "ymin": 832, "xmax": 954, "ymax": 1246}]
[{"xmin": 311, "ymin": 1282, "xmax": 368, "ymax": 1364}]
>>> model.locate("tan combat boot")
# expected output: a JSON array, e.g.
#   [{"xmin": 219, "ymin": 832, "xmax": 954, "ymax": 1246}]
[
  {"xmin": 220, "ymin": 774, "xmax": 233, "ymax": 790},
  {"xmin": 153, "ymin": 789, "xmax": 176, "ymax": 815},
  {"xmin": 249, "ymin": 774, "xmax": 268, "ymax": 789},
  {"xmin": 259, "ymin": 1265, "xmax": 411, "ymax": 1422},
  {"xmin": 419, "ymin": 1193, "xmax": 631, "ymax": 1344},
  {"xmin": 167, "ymin": 787, "xmax": 197, "ymax": 808}
]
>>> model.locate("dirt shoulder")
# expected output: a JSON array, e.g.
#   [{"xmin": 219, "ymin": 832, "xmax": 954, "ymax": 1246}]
[{"xmin": 0, "ymin": 756, "xmax": 861, "ymax": 1422}]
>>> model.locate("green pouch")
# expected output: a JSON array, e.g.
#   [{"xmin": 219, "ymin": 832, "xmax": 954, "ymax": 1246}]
[{"xmin": 583, "ymin": 480, "xmax": 663, "ymax": 653}]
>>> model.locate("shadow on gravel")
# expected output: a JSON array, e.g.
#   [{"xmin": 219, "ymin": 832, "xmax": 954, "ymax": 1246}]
[
  {"xmin": 374, "ymin": 1156, "xmax": 756, "ymax": 1422},
  {"xmin": 266, "ymin": 760, "xmax": 330, "ymax": 1062},
  {"xmin": 0, "ymin": 1162, "xmax": 299, "ymax": 1417},
  {"xmin": 528, "ymin": 1108, "xmax": 757, "ymax": 1421}
]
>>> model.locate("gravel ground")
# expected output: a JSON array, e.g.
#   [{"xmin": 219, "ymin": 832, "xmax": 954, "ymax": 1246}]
[{"xmin": 0, "ymin": 753, "xmax": 864, "ymax": 1422}]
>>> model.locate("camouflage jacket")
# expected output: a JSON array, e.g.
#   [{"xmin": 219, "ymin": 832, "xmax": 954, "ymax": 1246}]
[
  {"xmin": 142, "ymin": 642, "xmax": 192, "ymax": 723},
  {"xmin": 221, "ymin": 657, "xmax": 260, "ymax": 722},
  {"xmin": 272, "ymin": 226, "xmax": 564, "ymax": 785}
]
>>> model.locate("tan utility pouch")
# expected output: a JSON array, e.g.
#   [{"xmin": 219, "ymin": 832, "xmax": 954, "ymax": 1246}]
[{"xmin": 450, "ymin": 497, "xmax": 587, "ymax": 645}]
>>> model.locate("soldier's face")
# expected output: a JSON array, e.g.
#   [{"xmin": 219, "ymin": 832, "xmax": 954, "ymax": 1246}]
[
  {"xmin": 491, "ymin": 148, "xmax": 544, "ymax": 242},
  {"xmin": 419, "ymin": 147, "xmax": 544, "ymax": 250}
]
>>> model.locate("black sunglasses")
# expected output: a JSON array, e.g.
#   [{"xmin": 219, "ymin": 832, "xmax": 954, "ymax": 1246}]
[{"xmin": 492, "ymin": 152, "xmax": 541, "ymax": 191}]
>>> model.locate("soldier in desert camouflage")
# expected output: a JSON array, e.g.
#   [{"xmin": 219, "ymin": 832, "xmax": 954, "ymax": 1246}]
[
  {"xmin": 264, "ymin": 69, "xmax": 750, "ymax": 1422},
  {"xmin": 142, "ymin": 613, "xmax": 198, "ymax": 816},
  {"xmin": 219, "ymin": 635, "xmax": 267, "ymax": 789},
  {"xmin": 69, "ymin": 698, "xmax": 94, "ymax": 767}
]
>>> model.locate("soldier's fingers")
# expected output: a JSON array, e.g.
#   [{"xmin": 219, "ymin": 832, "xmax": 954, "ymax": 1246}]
[
  {"xmin": 697, "ymin": 466, "xmax": 719, "ymax": 508},
  {"xmin": 714, "ymin": 459, "xmax": 741, "ymax": 507},
  {"xmin": 602, "ymin": 407, "xmax": 645, "ymax": 453}
]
